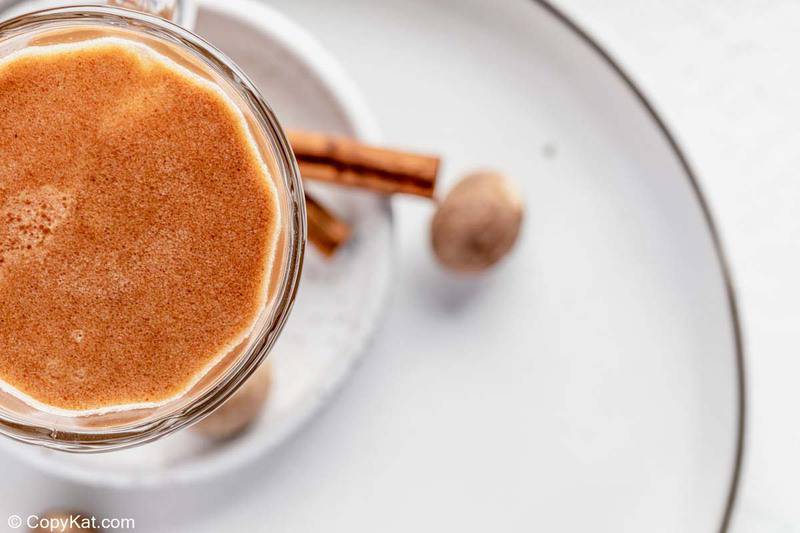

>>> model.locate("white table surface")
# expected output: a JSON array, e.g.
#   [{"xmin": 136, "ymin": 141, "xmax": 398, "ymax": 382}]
[{"xmin": 0, "ymin": 1, "xmax": 792, "ymax": 531}]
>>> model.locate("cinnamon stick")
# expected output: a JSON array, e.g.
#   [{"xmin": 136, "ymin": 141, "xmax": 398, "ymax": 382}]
[
  {"xmin": 305, "ymin": 191, "xmax": 352, "ymax": 257},
  {"xmin": 288, "ymin": 129, "xmax": 440, "ymax": 198}
]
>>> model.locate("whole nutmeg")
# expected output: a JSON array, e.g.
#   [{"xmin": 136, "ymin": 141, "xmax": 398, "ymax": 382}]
[
  {"xmin": 30, "ymin": 510, "xmax": 98, "ymax": 532},
  {"xmin": 192, "ymin": 361, "xmax": 273, "ymax": 440},
  {"xmin": 431, "ymin": 171, "xmax": 523, "ymax": 272}
]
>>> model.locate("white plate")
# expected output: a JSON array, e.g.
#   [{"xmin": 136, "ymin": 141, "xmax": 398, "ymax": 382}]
[
  {"xmin": 225, "ymin": 0, "xmax": 743, "ymax": 531},
  {"xmin": 1, "ymin": 0, "xmax": 393, "ymax": 488},
  {"xmin": 0, "ymin": 1, "xmax": 744, "ymax": 532}
]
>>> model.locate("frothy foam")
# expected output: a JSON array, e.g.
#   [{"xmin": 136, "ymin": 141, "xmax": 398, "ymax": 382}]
[{"xmin": 0, "ymin": 37, "xmax": 281, "ymax": 416}]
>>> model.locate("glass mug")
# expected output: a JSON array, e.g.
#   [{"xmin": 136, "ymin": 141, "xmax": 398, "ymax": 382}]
[{"xmin": 0, "ymin": 2, "xmax": 306, "ymax": 451}]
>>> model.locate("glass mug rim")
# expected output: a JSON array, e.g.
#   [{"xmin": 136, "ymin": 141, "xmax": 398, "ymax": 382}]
[{"xmin": 0, "ymin": 5, "xmax": 306, "ymax": 451}]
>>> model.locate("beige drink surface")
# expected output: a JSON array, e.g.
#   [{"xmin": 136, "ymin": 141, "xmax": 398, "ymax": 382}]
[{"xmin": 0, "ymin": 39, "xmax": 280, "ymax": 413}]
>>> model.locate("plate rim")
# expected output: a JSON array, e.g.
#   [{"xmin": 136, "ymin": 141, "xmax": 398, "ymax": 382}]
[{"xmin": 532, "ymin": 1, "xmax": 746, "ymax": 530}]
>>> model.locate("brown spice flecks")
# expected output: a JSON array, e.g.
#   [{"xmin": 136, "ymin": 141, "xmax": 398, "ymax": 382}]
[{"xmin": 0, "ymin": 40, "xmax": 279, "ymax": 411}]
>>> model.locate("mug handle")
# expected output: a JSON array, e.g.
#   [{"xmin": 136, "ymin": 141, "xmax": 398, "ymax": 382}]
[{"xmin": 106, "ymin": 0, "xmax": 197, "ymax": 30}]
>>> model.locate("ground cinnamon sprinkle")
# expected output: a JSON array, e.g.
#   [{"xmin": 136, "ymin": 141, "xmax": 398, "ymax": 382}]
[{"xmin": 0, "ymin": 39, "xmax": 280, "ymax": 412}]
